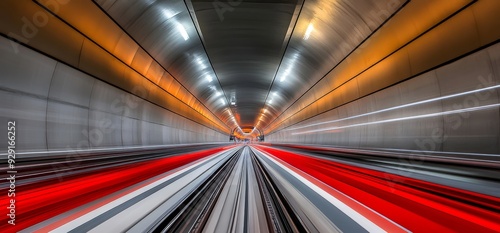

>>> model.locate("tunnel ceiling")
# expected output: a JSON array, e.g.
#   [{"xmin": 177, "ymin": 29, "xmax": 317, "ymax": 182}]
[
  {"xmin": 189, "ymin": 0, "xmax": 300, "ymax": 128},
  {"xmin": 96, "ymin": 0, "xmax": 405, "ymax": 134}
]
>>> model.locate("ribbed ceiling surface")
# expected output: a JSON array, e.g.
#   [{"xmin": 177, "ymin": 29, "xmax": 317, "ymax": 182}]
[{"xmin": 190, "ymin": 0, "xmax": 300, "ymax": 127}]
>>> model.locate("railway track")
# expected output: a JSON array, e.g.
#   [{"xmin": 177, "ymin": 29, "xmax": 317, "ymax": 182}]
[
  {"xmin": 155, "ymin": 146, "xmax": 307, "ymax": 233},
  {"xmin": 15, "ymin": 145, "xmax": 499, "ymax": 233}
]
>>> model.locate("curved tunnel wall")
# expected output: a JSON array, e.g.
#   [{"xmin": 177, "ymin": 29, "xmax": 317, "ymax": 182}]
[
  {"xmin": 265, "ymin": 0, "xmax": 500, "ymax": 155},
  {"xmin": 267, "ymin": 43, "xmax": 500, "ymax": 154},
  {"xmin": 0, "ymin": 35, "xmax": 228, "ymax": 153},
  {"xmin": 0, "ymin": 0, "xmax": 233, "ymax": 153}
]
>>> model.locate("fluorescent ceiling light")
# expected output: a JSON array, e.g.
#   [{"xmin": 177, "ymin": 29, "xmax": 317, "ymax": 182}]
[
  {"xmin": 176, "ymin": 23, "xmax": 189, "ymax": 41},
  {"xmin": 206, "ymin": 75, "xmax": 213, "ymax": 82},
  {"xmin": 163, "ymin": 9, "xmax": 175, "ymax": 19},
  {"xmin": 304, "ymin": 23, "xmax": 314, "ymax": 40},
  {"xmin": 196, "ymin": 57, "xmax": 207, "ymax": 69},
  {"xmin": 280, "ymin": 68, "xmax": 291, "ymax": 82}
]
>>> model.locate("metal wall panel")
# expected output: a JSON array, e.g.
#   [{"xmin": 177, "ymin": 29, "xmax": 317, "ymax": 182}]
[
  {"xmin": 11, "ymin": 0, "xmax": 230, "ymax": 133},
  {"xmin": 79, "ymin": 38, "xmax": 130, "ymax": 91},
  {"xmin": 113, "ymin": 32, "xmax": 140, "ymax": 66},
  {"xmin": 88, "ymin": 110, "xmax": 123, "ymax": 148},
  {"xmin": 490, "ymin": 42, "xmax": 500, "ymax": 154},
  {"xmin": 260, "ymin": 0, "xmax": 406, "ymax": 127},
  {"xmin": 268, "ymin": 44, "xmax": 500, "ymax": 154},
  {"xmin": 131, "ymin": 48, "xmax": 153, "ymax": 77},
  {"xmin": 396, "ymin": 71, "xmax": 443, "ymax": 151},
  {"xmin": 0, "ymin": 91, "xmax": 47, "ymax": 152},
  {"xmin": 472, "ymin": 0, "xmax": 500, "ymax": 45},
  {"xmin": 146, "ymin": 61, "xmax": 165, "ymax": 85},
  {"xmin": 357, "ymin": 48, "xmax": 412, "ymax": 97},
  {"xmin": 122, "ymin": 94, "xmax": 145, "ymax": 120},
  {"xmin": 265, "ymin": 0, "xmax": 475, "ymax": 134},
  {"xmin": 145, "ymin": 122, "xmax": 163, "ymax": 145},
  {"xmin": 487, "ymin": 43, "xmax": 500, "ymax": 86},
  {"xmin": 407, "ymin": 8, "xmax": 480, "ymax": 75},
  {"xmin": 46, "ymin": 102, "xmax": 89, "ymax": 150},
  {"xmin": 0, "ymin": 36, "xmax": 56, "ymax": 97},
  {"xmin": 94, "ymin": 0, "xmax": 118, "ymax": 11},
  {"xmin": 49, "ymin": 63, "xmax": 95, "ymax": 107},
  {"xmin": 37, "ymin": 0, "xmax": 124, "ymax": 51},
  {"xmin": 121, "ymin": 117, "xmax": 142, "ymax": 146},
  {"xmin": 0, "ymin": 38, "xmax": 228, "ymax": 152},
  {"xmin": 437, "ymin": 49, "xmax": 499, "ymax": 154},
  {"xmin": 89, "ymin": 81, "xmax": 125, "ymax": 114},
  {"xmin": 442, "ymin": 108, "xmax": 499, "ymax": 153},
  {"xmin": 0, "ymin": 0, "xmax": 84, "ymax": 67}
]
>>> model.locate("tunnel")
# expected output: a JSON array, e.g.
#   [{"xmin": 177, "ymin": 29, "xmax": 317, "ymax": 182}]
[{"xmin": 1, "ymin": 0, "xmax": 500, "ymax": 232}]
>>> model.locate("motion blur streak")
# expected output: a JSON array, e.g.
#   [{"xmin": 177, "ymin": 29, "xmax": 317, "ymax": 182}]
[
  {"xmin": 291, "ymin": 103, "xmax": 500, "ymax": 135},
  {"xmin": 0, "ymin": 146, "xmax": 232, "ymax": 233},
  {"xmin": 1, "ymin": 0, "xmax": 500, "ymax": 232},
  {"xmin": 0, "ymin": 144, "xmax": 499, "ymax": 232},
  {"xmin": 286, "ymin": 85, "xmax": 500, "ymax": 132},
  {"xmin": 254, "ymin": 145, "xmax": 500, "ymax": 233}
]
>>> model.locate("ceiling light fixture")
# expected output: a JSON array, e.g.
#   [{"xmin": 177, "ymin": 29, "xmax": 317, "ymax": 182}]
[
  {"xmin": 206, "ymin": 75, "xmax": 213, "ymax": 82},
  {"xmin": 196, "ymin": 57, "xmax": 207, "ymax": 69},
  {"xmin": 280, "ymin": 68, "xmax": 291, "ymax": 82},
  {"xmin": 163, "ymin": 9, "xmax": 175, "ymax": 19},
  {"xmin": 304, "ymin": 23, "xmax": 314, "ymax": 40},
  {"xmin": 176, "ymin": 23, "xmax": 189, "ymax": 41}
]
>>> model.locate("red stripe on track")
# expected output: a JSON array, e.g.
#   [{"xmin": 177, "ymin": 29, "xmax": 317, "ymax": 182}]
[
  {"xmin": 36, "ymin": 154, "xmax": 217, "ymax": 233},
  {"xmin": 255, "ymin": 145, "xmax": 500, "ymax": 233},
  {"xmin": 279, "ymin": 144, "xmax": 500, "ymax": 210},
  {"xmin": 1, "ymin": 146, "xmax": 233, "ymax": 233},
  {"xmin": 253, "ymin": 146, "xmax": 407, "ymax": 233}
]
